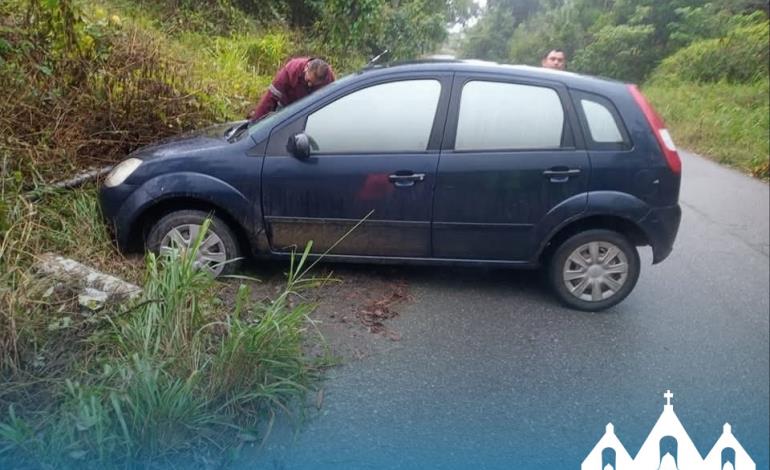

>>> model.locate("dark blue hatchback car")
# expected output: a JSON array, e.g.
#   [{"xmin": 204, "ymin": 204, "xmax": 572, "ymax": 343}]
[{"xmin": 100, "ymin": 60, "xmax": 681, "ymax": 311}]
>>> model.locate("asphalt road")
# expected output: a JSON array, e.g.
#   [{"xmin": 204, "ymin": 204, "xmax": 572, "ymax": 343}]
[{"xmin": 244, "ymin": 151, "xmax": 769, "ymax": 470}]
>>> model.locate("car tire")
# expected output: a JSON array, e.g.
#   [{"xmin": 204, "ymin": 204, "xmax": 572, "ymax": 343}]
[
  {"xmin": 146, "ymin": 209, "xmax": 241, "ymax": 277},
  {"xmin": 548, "ymin": 229, "xmax": 640, "ymax": 312}
]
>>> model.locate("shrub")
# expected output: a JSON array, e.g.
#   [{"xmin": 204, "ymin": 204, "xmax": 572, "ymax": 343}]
[
  {"xmin": 650, "ymin": 20, "xmax": 769, "ymax": 84},
  {"xmin": 645, "ymin": 80, "xmax": 769, "ymax": 179},
  {"xmin": 314, "ymin": 0, "xmax": 450, "ymax": 62},
  {"xmin": 507, "ymin": 5, "xmax": 587, "ymax": 67},
  {"xmin": 0, "ymin": 1, "xmax": 220, "ymax": 184},
  {"xmin": 571, "ymin": 23, "xmax": 657, "ymax": 82}
]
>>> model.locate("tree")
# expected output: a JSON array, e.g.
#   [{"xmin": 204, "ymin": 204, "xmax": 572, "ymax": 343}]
[
  {"xmin": 572, "ymin": 23, "xmax": 656, "ymax": 80},
  {"xmin": 315, "ymin": 0, "xmax": 472, "ymax": 60},
  {"xmin": 463, "ymin": 0, "xmax": 769, "ymax": 81}
]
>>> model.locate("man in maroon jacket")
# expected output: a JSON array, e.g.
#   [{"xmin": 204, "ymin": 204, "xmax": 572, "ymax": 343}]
[{"xmin": 247, "ymin": 57, "xmax": 335, "ymax": 121}]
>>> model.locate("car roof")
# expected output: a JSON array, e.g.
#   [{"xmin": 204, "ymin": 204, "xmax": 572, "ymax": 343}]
[{"xmin": 360, "ymin": 59, "xmax": 631, "ymax": 94}]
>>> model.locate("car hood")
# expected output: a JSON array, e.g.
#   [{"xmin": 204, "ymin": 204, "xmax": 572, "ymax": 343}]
[{"xmin": 129, "ymin": 121, "xmax": 245, "ymax": 161}]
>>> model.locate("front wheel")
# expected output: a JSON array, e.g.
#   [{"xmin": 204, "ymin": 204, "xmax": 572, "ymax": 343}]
[
  {"xmin": 145, "ymin": 210, "xmax": 241, "ymax": 277},
  {"xmin": 548, "ymin": 229, "xmax": 640, "ymax": 311}
]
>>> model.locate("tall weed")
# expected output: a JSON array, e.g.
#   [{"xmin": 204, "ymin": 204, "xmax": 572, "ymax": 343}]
[
  {"xmin": 0, "ymin": 187, "xmax": 124, "ymax": 381},
  {"xmin": 1, "ymin": 219, "xmax": 321, "ymax": 468}
]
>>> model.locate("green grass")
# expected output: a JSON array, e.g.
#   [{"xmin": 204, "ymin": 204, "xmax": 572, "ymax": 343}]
[
  {"xmin": 171, "ymin": 31, "xmax": 283, "ymax": 120},
  {"xmin": 1, "ymin": 213, "xmax": 325, "ymax": 468},
  {"xmin": 644, "ymin": 79, "xmax": 770, "ymax": 180},
  {"xmin": 0, "ymin": 184, "xmax": 326, "ymax": 468}
]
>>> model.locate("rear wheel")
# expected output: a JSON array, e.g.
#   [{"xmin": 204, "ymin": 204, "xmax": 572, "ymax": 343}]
[
  {"xmin": 548, "ymin": 229, "xmax": 640, "ymax": 311},
  {"xmin": 146, "ymin": 210, "xmax": 241, "ymax": 277}
]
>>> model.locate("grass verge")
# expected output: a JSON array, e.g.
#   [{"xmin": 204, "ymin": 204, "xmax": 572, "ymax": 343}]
[
  {"xmin": 644, "ymin": 79, "xmax": 769, "ymax": 180},
  {"xmin": 1, "ymin": 187, "xmax": 325, "ymax": 468}
]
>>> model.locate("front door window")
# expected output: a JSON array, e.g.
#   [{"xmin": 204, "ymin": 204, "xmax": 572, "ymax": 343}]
[{"xmin": 305, "ymin": 79, "xmax": 442, "ymax": 153}]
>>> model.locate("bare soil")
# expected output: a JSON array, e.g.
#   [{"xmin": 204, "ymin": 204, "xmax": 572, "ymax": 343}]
[{"xmin": 230, "ymin": 261, "xmax": 414, "ymax": 361}]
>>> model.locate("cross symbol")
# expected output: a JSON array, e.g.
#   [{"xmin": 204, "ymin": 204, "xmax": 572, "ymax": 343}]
[{"xmin": 664, "ymin": 390, "xmax": 674, "ymax": 406}]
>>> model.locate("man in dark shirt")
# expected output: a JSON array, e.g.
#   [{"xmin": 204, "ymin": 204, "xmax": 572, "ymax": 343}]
[{"xmin": 247, "ymin": 57, "xmax": 335, "ymax": 121}]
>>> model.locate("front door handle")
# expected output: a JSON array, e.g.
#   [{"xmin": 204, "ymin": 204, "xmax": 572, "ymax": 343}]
[
  {"xmin": 543, "ymin": 168, "xmax": 581, "ymax": 183},
  {"xmin": 388, "ymin": 173, "xmax": 425, "ymax": 187}
]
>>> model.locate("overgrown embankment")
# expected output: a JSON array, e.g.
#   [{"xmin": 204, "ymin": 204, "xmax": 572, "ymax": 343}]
[
  {"xmin": 644, "ymin": 21, "xmax": 769, "ymax": 179},
  {"xmin": 0, "ymin": 0, "xmax": 301, "ymax": 185},
  {"xmin": 0, "ymin": 1, "xmax": 352, "ymax": 467},
  {"xmin": 645, "ymin": 80, "xmax": 769, "ymax": 179},
  {"xmin": 2, "ymin": 0, "xmax": 455, "ymax": 464}
]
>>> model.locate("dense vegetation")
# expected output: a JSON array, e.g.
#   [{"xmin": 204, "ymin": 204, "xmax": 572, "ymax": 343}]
[
  {"xmin": 644, "ymin": 80, "xmax": 769, "ymax": 178},
  {"xmin": 645, "ymin": 20, "xmax": 769, "ymax": 177},
  {"xmin": 459, "ymin": 0, "xmax": 769, "ymax": 177},
  {"xmin": 0, "ymin": 0, "xmax": 474, "ymax": 185},
  {"xmin": 2, "ymin": 209, "xmax": 324, "ymax": 468},
  {"xmin": 461, "ymin": 0, "xmax": 768, "ymax": 82}
]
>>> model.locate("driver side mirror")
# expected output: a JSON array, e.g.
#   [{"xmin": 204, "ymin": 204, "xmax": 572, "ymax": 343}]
[{"xmin": 287, "ymin": 133, "xmax": 311, "ymax": 160}]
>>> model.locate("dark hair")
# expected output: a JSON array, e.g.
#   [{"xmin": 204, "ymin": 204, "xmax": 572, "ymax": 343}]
[
  {"xmin": 307, "ymin": 58, "xmax": 330, "ymax": 80},
  {"xmin": 542, "ymin": 48, "xmax": 566, "ymax": 60}
]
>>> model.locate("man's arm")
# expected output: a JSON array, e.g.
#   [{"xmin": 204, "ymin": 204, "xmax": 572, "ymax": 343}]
[
  {"xmin": 247, "ymin": 90, "xmax": 278, "ymax": 121},
  {"xmin": 247, "ymin": 66, "xmax": 290, "ymax": 121}
]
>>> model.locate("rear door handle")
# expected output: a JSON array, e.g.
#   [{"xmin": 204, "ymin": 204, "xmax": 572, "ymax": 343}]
[
  {"xmin": 543, "ymin": 168, "xmax": 581, "ymax": 183},
  {"xmin": 388, "ymin": 173, "xmax": 425, "ymax": 187}
]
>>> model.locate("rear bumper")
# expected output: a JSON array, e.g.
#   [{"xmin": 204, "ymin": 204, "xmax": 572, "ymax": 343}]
[{"xmin": 639, "ymin": 204, "xmax": 681, "ymax": 264}]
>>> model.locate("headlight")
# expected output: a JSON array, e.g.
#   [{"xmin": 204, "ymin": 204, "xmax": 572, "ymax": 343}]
[{"xmin": 104, "ymin": 158, "xmax": 142, "ymax": 188}]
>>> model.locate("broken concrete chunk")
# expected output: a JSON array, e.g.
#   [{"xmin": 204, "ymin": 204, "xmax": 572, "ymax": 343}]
[
  {"xmin": 35, "ymin": 253, "xmax": 142, "ymax": 301},
  {"xmin": 79, "ymin": 288, "xmax": 110, "ymax": 311}
]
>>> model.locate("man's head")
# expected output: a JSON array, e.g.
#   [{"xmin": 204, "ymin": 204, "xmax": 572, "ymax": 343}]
[
  {"xmin": 541, "ymin": 49, "xmax": 566, "ymax": 70},
  {"xmin": 304, "ymin": 58, "xmax": 331, "ymax": 88}
]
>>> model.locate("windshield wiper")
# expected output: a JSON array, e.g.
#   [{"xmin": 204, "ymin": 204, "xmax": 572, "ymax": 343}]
[{"xmin": 225, "ymin": 120, "xmax": 250, "ymax": 142}]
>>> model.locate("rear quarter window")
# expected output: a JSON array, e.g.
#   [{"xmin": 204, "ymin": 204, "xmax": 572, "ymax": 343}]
[{"xmin": 573, "ymin": 91, "xmax": 631, "ymax": 151}]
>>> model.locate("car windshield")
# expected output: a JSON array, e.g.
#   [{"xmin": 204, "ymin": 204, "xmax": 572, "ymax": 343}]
[{"xmin": 246, "ymin": 73, "xmax": 358, "ymax": 138}]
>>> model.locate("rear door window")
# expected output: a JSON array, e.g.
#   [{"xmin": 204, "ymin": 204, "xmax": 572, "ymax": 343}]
[{"xmin": 454, "ymin": 81, "xmax": 569, "ymax": 151}]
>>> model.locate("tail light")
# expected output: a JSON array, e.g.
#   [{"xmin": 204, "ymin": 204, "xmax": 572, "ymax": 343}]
[{"xmin": 627, "ymin": 84, "xmax": 681, "ymax": 174}]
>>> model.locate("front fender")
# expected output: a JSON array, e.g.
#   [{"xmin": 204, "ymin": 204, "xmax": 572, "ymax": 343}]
[{"xmin": 114, "ymin": 172, "xmax": 258, "ymax": 249}]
